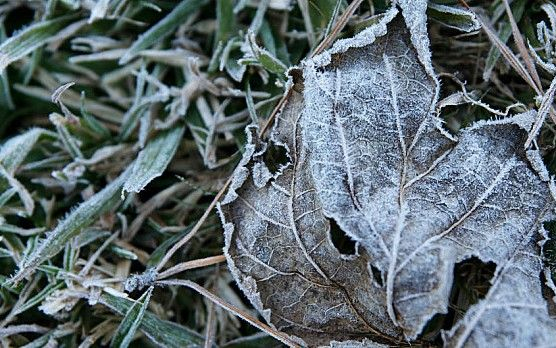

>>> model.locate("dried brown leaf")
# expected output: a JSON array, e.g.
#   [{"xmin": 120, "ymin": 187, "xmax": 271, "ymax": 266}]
[{"xmin": 219, "ymin": 4, "xmax": 556, "ymax": 346}]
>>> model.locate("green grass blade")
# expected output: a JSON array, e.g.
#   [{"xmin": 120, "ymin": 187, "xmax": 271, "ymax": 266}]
[
  {"xmin": 0, "ymin": 166, "xmax": 34, "ymax": 214},
  {"xmin": 146, "ymin": 226, "xmax": 192, "ymax": 267},
  {"xmin": 216, "ymin": 0, "xmax": 237, "ymax": 45},
  {"xmin": 0, "ymin": 128, "xmax": 53, "ymax": 174},
  {"xmin": 245, "ymin": 34, "xmax": 287, "ymax": 76},
  {"xmin": 483, "ymin": 0, "xmax": 526, "ymax": 81},
  {"xmin": 245, "ymin": 82, "xmax": 258, "ymax": 124},
  {"xmin": 0, "ymin": 129, "xmax": 52, "ymax": 214},
  {"xmin": 10, "ymin": 167, "xmax": 130, "ymax": 284},
  {"xmin": 49, "ymin": 113, "xmax": 84, "ymax": 159},
  {"xmin": 247, "ymin": 0, "xmax": 269, "ymax": 34},
  {"xmin": 119, "ymin": 0, "xmax": 206, "ymax": 64},
  {"xmin": 110, "ymin": 286, "xmax": 153, "ymax": 348},
  {"xmin": 0, "ymin": 187, "xmax": 17, "ymax": 208},
  {"xmin": 0, "ymin": 15, "xmax": 77, "ymax": 73},
  {"xmin": 80, "ymin": 92, "xmax": 111, "ymax": 138},
  {"xmin": 427, "ymin": 3, "xmax": 480, "ymax": 32},
  {"xmin": 99, "ymin": 292, "xmax": 204, "ymax": 347},
  {"xmin": 14, "ymin": 281, "xmax": 64, "ymax": 316},
  {"xmin": 0, "ymin": 69, "xmax": 14, "ymax": 110},
  {"xmin": 123, "ymin": 125, "xmax": 185, "ymax": 194},
  {"xmin": 0, "ymin": 23, "xmax": 14, "ymax": 109}
]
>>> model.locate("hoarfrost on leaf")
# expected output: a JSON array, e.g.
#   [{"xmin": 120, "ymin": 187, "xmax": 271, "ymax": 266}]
[{"xmin": 219, "ymin": 2, "xmax": 556, "ymax": 347}]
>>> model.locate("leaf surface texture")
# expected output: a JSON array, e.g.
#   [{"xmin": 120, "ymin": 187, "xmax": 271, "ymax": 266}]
[{"xmin": 219, "ymin": 5, "xmax": 556, "ymax": 347}]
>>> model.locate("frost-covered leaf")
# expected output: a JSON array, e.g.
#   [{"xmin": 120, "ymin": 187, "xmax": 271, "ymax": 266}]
[
  {"xmin": 326, "ymin": 339, "xmax": 387, "ymax": 348},
  {"xmin": 219, "ymin": 4, "xmax": 556, "ymax": 347},
  {"xmin": 442, "ymin": 223, "xmax": 556, "ymax": 347}
]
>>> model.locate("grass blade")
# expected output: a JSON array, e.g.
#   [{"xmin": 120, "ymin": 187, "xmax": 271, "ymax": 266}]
[
  {"xmin": 427, "ymin": 3, "xmax": 480, "ymax": 32},
  {"xmin": 14, "ymin": 84, "xmax": 124, "ymax": 124},
  {"xmin": 0, "ymin": 23, "xmax": 14, "ymax": 109},
  {"xmin": 99, "ymin": 291, "xmax": 203, "ymax": 347},
  {"xmin": 245, "ymin": 34, "xmax": 287, "ymax": 76},
  {"xmin": 0, "ymin": 129, "xmax": 53, "ymax": 215},
  {"xmin": 216, "ymin": 0, "xmax": 237, "ymax": 45},
  {"xmin": 10, "ymin": 167, "xmax": 131, "ymax": 284},
  {"xmin": 483, "ymin": 0, "xmax": 526, "ymax": 81},
  {"xmin": 0, "ymin": 15, "xmax": 77, "ymax": 73},
  {"xmin": 110, "ymin": 286, "xmax": 154, "ymax": 348},
  {"xmin": 0, "ymin": 67, "xmax": 13, "ymax": 110},
  {"xmin": 247, "ymin": 0, "xmax": 269, "ymax": 35},
  {"xmin": 119, "ymin": 0, "xmax": 206, "ymax": 64},
  {"xmin": 477, "ymin": 14, "xmax": 539, "ymax": 94},
  {"xmin": 157, "ymin": 254, "xmax": 226, "ymax": 280},
  {"xmin": 502, "ymin": 0, "xmax": 542, "ymax": 90},
  {"xmin": 0, "ymin": 165, "xmax": 34, "ymax": 215},
  {"xmin": 312, "ymin": 0, "xmax": 363, "ymax": 57},
  {"xmin": 323, "ymin": 0, "xmax": 343, "ymax": 39},
  {"xmin": 297, "ymin": 0, "xmax": 315, "ymax": 48},
  {"xmin": 123, "ymin": 125, "xmax": 185, "ymax": 194},
  {"xmin": 13, "ymin": 282, "xmax": 64, "ymax": 316},
  {"xmin": 525, "ymin": 76, "xmax": 556, "ymax": 148},
  {"xmin": 157, "ymin": 279, "xmax": 301, "ymax": 347},
  {"xmin": 0, "ymin": 128, "xmax": 53, "ymax": 174},
  {"xmin": 223, "ymin": 333, "xmax": 278, "ymax": 348}
]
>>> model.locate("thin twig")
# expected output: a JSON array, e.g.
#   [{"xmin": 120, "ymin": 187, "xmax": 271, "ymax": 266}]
[
  {"xmin": 156, "ymin": 90, "xmax": 288, "ymax": 272},
  {"xmin": 156, "ymin": 279, "xmax": 301, "ymax": 347},
  {"xmin": 157, "ymin": 254, "xmax": 226, "ymax": 279},
  {"xmin": 155, "ymin": 181, "xmax": 230, "ymax": 272},
  {"xmin": 79, "ymin": 231, "xmax": 119, "ymax": 277},
  {"xmin": 525, "ymin": 76, "xmax": 556, "ymax": 148},
  {"xmin": 0, "ymin": 324, "xmax": 49, "ymax": 338},
  {"xmin": 312, "ymin": 0, "xmax": 364, "ymax": 57},
  {"xmin": 297, "ymin": 0, "xmax": 315, "ymax": 48},
  {"xmin": 461, "ymin": 0, "xmax": 556, "ymax": 140},
  {"xmin": 155, "ymin": 0, "xmax": 366, "ymax": 290},
  {"xmin": 203, "ymin": 301, "xmax": 216, "ymax": 348},
  {"xmin": 260, "ymin": 87, "xmax": 292, "ymax": 136},
  {"xmin": 502, "ymin": 0, "xmax": 542, "ymax": 90},
  {"xmin": 477, "ymin": 14, "xmax": 539, "ymax": 94}
]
